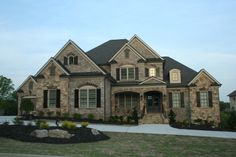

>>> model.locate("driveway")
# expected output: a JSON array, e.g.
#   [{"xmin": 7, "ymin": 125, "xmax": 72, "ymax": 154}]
[{"xmin": 1, "ymin": 116, "xmax": 236, "ymax": 139}]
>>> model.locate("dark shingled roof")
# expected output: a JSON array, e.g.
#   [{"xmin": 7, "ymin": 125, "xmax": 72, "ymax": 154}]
[
  {"xmin": 87, "ymin": 39, "xmax": 128, "ymax": 65},
  {"xmin": 163, "ymin": 57, "xmax": 197, "ymax": 87},
  {"xmin": 228, "ymin": 90, "xmax": 236, "ymax": 97}
]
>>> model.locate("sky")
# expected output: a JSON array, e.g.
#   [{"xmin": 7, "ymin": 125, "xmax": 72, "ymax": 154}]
[{"xmin": 0, "ymin": 0, "xmax": 235, "ymax": 101}]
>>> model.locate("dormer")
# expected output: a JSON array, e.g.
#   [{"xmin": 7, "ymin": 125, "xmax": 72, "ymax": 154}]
[{"xmin": 169, "ymin": 69, "xmax": 181, "ymax": 83}]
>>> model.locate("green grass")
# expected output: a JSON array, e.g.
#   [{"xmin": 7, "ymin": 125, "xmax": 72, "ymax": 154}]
[{"xmin": 0, "ymin": 132, "xmax": 236, "ymax": 157}]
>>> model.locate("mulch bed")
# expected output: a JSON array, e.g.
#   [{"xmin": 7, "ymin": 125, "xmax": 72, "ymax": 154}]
[
  {"xmin": 0, "ymin": 125, "xmax": 110, "ymax": 144},
  {"xmin": 171, "ymin": 123, "xmax": 236, "ymax": 132}
]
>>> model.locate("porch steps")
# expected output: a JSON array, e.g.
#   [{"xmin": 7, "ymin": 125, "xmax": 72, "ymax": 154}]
[{"xmin": 139, "ymin": 113, "xmax": 169, "ymax": 124}]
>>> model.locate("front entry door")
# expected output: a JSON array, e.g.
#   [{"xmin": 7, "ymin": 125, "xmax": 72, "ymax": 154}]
[{"xmin": 146, "ymin": 93, "xmax": 161, "ymax": 113}]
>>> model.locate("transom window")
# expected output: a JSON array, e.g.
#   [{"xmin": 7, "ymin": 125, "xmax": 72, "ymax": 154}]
[
  {"xmin": 200, "ymin": 91, "xmax": 208, "ymax": 107},
  {"xmin": 149, "ymin": 68, "xmax": 156, "ymax": 77},
  {"xmin": 79, "ymin": 86, "xmax": 97, "ymax": 108},
  {"xmin": 172, "ymin": 92, "xmax": 181, "ymax": 107},
  {"xmin": 48, "ymin": 90, "xmax": 57, "ymax": 108},
  {"xmin": 120, "ymin": 66, "xmax": 135, "ymax": 80}
]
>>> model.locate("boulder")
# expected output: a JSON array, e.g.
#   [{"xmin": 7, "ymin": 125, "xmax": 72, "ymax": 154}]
[
  {"xmin": 91, "ymin": 128, "xmax": 100, "ymax": 136},
  {"xmin": 30, "ymin": 129, "xmax": 48, "ymax": 138},
  {"xmin": 48, "ymin": 129, "xmax": 74, "ymax": 139}
]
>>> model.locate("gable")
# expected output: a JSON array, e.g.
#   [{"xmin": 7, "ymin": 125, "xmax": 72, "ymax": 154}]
[
  {"xmin": 188, "ymin": 69, "xmax": 221, "ymax": 87},
  {"xmin": 140, "ymin": 77, "xmax": 166, "ymax": 85},
  {"xmin": 54, "ymin": 40, "xmax": 106, "ymax": 74},
  {"xmin": 109, "ymin": 44, "xmax": 146, "ymax": 63},
  {"xmin": 129, "ymin": 35, "xmax": 163, "ymax": 59},
  {"xmin": 16, "ymin": 75, "xmax": 37, "ymax": 93}
]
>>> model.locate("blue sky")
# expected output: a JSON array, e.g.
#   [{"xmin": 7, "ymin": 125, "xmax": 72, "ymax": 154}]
[{"xmin": 0, "ymin": 0, "xmax": 235, "ymax": 101}]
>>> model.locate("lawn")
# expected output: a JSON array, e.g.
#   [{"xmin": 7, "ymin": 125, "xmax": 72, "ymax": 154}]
[{"xmin": 0, "ymin": 132, "xmax": 235, "ymax": 157}]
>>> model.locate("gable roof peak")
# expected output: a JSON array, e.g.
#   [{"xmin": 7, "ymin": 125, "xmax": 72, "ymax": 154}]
[{"xmin": 128, "ymin": 34, "xmax": 164, "ymax": 60}]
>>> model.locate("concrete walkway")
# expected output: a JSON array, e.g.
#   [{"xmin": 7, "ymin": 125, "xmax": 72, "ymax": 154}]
[{"xmin": 1, "ymin": 116, "xmax": 236, "ymax": 139}]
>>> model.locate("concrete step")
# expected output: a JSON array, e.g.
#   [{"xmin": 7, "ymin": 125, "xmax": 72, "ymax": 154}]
[{"xmin": 139, "ymin": 113, "xmax": 169, "ymax": 124}]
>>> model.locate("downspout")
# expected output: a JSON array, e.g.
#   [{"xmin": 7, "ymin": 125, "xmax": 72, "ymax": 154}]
[{"xmin": 103, "ymin": 77, "xmax": 106, "ymax": 120}]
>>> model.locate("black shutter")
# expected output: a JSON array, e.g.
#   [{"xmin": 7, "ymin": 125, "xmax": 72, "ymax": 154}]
[
  {"xmin": 56, "ymin": 90, "xmax": 60, "ymax": 108},
  {"xmin": 156, "ymin": 68, "xmax": 160, "ymax": 77},
  {"xmin": 43, "ymin": 90, "xmax": 48, "ymax": 108},
  {"xmin": 135, "ymin": 67, "xmax": 139, "ymax": 80},
  {"xmin": 74, "ymin": 89, "xmax": 79, "ymax": 108},
  {"xmin": 116, "ymin": 68, "xmax": 120, "ymax": 80},
  {"xmin": 97, "ymin": 89, "xmax": 101, "ymax": 107},
  {"xmin": 208, "ymin": 91, "xmax": 213, "ymax": 107},
  {"xmin": 196, "ymin": 92, "xmax": 201, "ymax": 107},
  {"xmin": 145, "ymin": 68, "xmax": 149, "ymax": 77},
  {"xmin": 74, "ymin": 56, "xmax": 78, "ymax": 65},
  {"xmin": 64, "ymin": 57, "xmax": 68, "ymax": 65},
  {"xmin": 181, "ymin": 92, "xmax": 185, "ymax": 108},
  {"xmin": 169, "ymin": 93, "xmax": 173, "ymax": 108}
]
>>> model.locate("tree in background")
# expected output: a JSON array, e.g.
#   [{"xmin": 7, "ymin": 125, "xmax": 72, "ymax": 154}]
[
  {"xmin": 220, "ymin": 101, "xmax": 230, "ymax": 112},
  {"xmin": 0, "ymin": 75, "xmax": 17, "ymax": 115}
]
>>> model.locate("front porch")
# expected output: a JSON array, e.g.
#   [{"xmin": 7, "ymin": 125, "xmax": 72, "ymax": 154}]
[{"xmin": 111, "ymin": 86, "xmax": 169, "ymax": 124}]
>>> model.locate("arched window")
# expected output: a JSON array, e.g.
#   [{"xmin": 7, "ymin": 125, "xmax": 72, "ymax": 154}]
[
  {"xmin": 69, "ymin": 56, "xmax": 74, "ymax": 65},
  {"xmin": 169, "ymin": 69, "xmax": 181, "ymax": 83}
]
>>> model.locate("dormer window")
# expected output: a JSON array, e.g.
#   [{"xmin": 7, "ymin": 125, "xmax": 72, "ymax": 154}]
[
  {"xmin": 169, "ymin": 69, "xmax": 181, "ymax": 83},
  {"xmin": 149, "ymin": 68, "xmax": 156, "ymax": 77},
  {"xmin": 64, "ymin": 55, "xmax": 78, "ymax": 65}
]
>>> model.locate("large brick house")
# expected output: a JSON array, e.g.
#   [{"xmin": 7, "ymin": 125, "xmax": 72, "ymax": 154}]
[{"xmin": 17, "ymin": 35, "xmax": 221, "ymax": 124}]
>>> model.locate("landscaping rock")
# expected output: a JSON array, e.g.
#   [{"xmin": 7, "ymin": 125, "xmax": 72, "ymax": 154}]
[
  {"xmin": 48, "ymin": 129, "xmax": 74, "ymax": 139},
  {"xmin": 30, "ymin": 129, "xmax": 48, "ymax": 138},
  {"xmin": 91, "ymin": 128, "xmax": 100, "ymax": 136}
]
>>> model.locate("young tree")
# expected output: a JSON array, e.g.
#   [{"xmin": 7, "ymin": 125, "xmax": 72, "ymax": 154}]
[{"xmin": 0, "ymin": 75, "xmax": 14, "ymax": 100}]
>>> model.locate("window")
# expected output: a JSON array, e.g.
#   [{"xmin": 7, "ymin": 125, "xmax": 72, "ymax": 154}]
[
  {"xmin": 149, "ymin": 68, "xmax": 156, "ymax": 77},
  {"xmin": 116, "ymin": 92, "xmax": 139, "ymax": 109},
  {"xmin": 169, "ymin": 69, "xmax": 181, "ymax": 83},
  {"xmin": 79, "ymin": 86, "xmax": 97, "ymax": 108},
  {"xmin": 120, "ymin": 67, "xmax": 135, "ymax": 80},
  {"xmin": 28, "ymin": 81, "xmax": 33, "ymax": 91},
  {"xmin": 172, "ymin": 93, "xmax": 181, "ymax": 107},
  {"xmin": 69, "ymin": 56, "xmax": 74, "ymax": 65},
  {"xmin": 64, "ymin": 55, "xmax": 78, "ymax": 65},
  {"xmin": 48, "ymin": 90, "xmax": 57, "ymax": 108},
  {"xmin": 200, "ymin": 91, "xmax": 208, "ymax": 107}
]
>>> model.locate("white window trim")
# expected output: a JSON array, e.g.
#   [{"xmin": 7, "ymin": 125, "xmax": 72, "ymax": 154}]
[
  {"xmin": 200, "ymin": 91, "xmax": 209, "ymax": 107},
  {"xmin": 169, "ymin": 69, "xmax": 181, "ymax": 83},
  {"xmin": 48, "ymin": 89, "xmax": 57, "ymax": 108},
  {"xmin": 120, "ymin": 65, "xmax": 135, "ymax": 81},
  {"xmin": 79, "ymin": 86, "xmax": 97, "ymax": 108}
]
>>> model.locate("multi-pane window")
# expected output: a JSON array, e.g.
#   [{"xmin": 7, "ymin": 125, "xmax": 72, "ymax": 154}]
[
  {"xmin": 120, "ymin": 67, "xmax": 135, "ymax": 80},
  {"xmin": 64, "ymin": 55, "xmax": 78, "ymax": 65},
  {"xmin": 79, "ymin": 87, "xmax": 97, "ymax": 108},
  {"xmin": 172, "ymin": 72, "xmax": 178, "ymax": 81},
  {"xmin": 48, "ymin": 90, "xmax": 57, "ymax": 108},
  {"xmin": 149, "ymin": 68, "xmax": 156, "ymax": 77},
  {"xmin": 172, "ymin": 92, "xmax": 181, "ymax": 108},
  {"xmin": 200, "ymin": 91, "xmax": 208, "ymax": 107},
  {"xmin": 116, "ymin": 93, "xmax": 139, "ymax": 109}
]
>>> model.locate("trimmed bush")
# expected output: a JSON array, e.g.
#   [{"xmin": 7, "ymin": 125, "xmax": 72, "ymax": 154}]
[
  {"xmin": 81, "ymin": 122, "xmax": 89, "ymax": 128},
  {"xmin": 12, "ymin": 117, "xmax": 23, "ymax": 125},
  {"xmin": 73, "ymin": 113, "xmax": 82, "ymax": 120},
  {"xmin": 62, "ymin": 113, "xmax": 70, "ymax": 119},
  {"xmin": 61, "ymin": 121, "xmax": 77, "ymax": 129},
  {"xmin": 87, "ymin": 113, "xmax": 95, "ymax": 120},
  {"xmin": 39, "ymin": 122, "xmax": 49, "ymax": 129},
  {"xmin": 168, "ymin": 109, "xmax": 176, "ymax": 124}
]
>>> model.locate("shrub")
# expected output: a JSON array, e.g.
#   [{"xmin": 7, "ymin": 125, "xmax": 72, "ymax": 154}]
[
  {"xmin": 61, "ymin": 121, "xmax": 77, "ymax": 129},
  {"xmin": 119, "ymin": 116, "xmax": 124, "ymax": 123},
  {"xmin": 35, "ymin": 120, "xmax": 47, "ymax": 128},
  {"xmin": 47, "ymin": 111, "xmax": 54, "ymax": 117},
  {"xmin": 12, "ymin": 117, "xmax": 24, "ymax": 125},
  {"xmin": 20, "ymin": 99, "xmax": 34, "ymax": 117},
  {"xmin": 38, "ymin": 111, "xmax": 44, "ymax": 117},
  {"xmin": 228, "ymin": 111, "xmax": 236, "ymax": 130},
  {"xmin": 132, "ymin": 107, "xmax": 139, "ymax": 124},
  {"xmin": 110, "ymin": 116, "xmax": 119, "ymax": 123},
  {"xmin": 39, "ymin": 122, "xmax": 49, "ymax": 129},
  {"xmin": 87, "ymin": 113, "xmax": 95, "ymax": 120},
  {"xmin": 168, "ymin": 109, "xmax": 176, "ymax": 124},
  {"xmin": 56, "ymin": 111, "xmax": 61, "ymax": 117},
  {"xmin": 81, "ymin": 122, "xmax": 89, "ymax": 128},
  {"xmin": 73, "ymin": 113, "xmax": 82, "ymax": 120},
  {"xmin": 2, "ymin": 121, "xmax": 9, "ymax": 125},
  {"xmin": 62, "ymin": 113, "xmax": 70, "ymax": 119}
]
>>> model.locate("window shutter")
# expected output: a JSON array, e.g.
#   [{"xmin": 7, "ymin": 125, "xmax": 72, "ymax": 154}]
[
  {"xmin": 43, "ymin": 90, "xmax": 48, "ymax": 108},
  {"xmin": 56, "ymin": 90, "xmax": 60, "ymax": 108},
  {"xmin": 156, "ymin": 68, "xmax": 160, "ymax": 77},
  {"xmin": 145, "ymin": 68, "xmax": 149, "ymax": 77},
  {"xmin": 116, "ymin": 68, "xmax": 120, "ymax": 80},
  {"xmin": 169, "ymin": 93, "xmax": 173, "ymax": 108},
  {"xmin": 208, "ymin": 91, "xmax": 213, "ymax": 107},
  {"xmin": 74, "ymin": 89, "xmax": 79, "ymax": 108},
  {"xmin": 97, "ymin": 89, "xmax": 101, "ymax": 108},
  {"xmin": 64, "ymin": 57, "xmax": 68, "ymax": 65},
  {"xmin": 196, "ymin": 92, "xmax": 201, "ymax": 107},
  {"xmin": 74, "ymin": 56, "xmax": 78, "ymax": 65},
  {"xmin": 181, "ymin": 92, "xmax": 185, "ymax": 108},
  {"xmin": 135, "ymin": 67, "xmax": 139, "ymax": 80}
]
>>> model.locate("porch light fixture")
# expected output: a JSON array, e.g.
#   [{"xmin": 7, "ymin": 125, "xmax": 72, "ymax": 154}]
[{"xmin": 140, "ymin": 94, "xmax": 143, "ymax": 100}]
